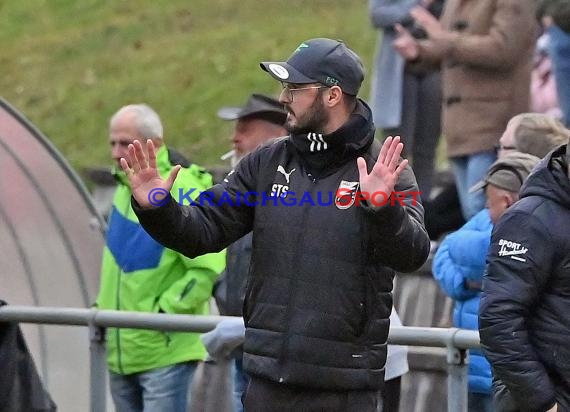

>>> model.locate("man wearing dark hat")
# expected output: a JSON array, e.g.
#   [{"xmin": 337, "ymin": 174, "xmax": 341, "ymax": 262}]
[
  {"xmin": 218, "ymin": 94, "xmax": 288, "ymax": 167},
  {"xmin": 123, "ymin": 38, "xmax": 430, "ymax": 411},
  {"xmin": 480, "ymin": 143, "xmax": 570, "ymax": 411},
  {"xmin": 203, "ymin": 94, "xmax": 287, "ymax": 412}
]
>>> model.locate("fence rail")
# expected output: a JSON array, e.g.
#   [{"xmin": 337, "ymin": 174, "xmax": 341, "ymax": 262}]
[{"xmin": 0, "ymin": 306, "xmax": 480, "ymax": 412}]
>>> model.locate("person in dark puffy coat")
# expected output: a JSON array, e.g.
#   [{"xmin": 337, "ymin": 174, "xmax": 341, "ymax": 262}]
[
  {"xmin": 434, "ymin": 152, "xmax": 540, "ymax": 412},
  {"xmin": 480, "ymin": 143, "xmax": 570, "ymax": 412},
  {"xmin": 122, "ymin": 38, "xmax": 430, "ymax": 412}
]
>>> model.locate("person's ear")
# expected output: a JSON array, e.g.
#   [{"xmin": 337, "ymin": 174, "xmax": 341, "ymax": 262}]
[
  {"xmin": 505, "ymin": 192, "xmax": 518, "ymax": 209},
  {"xmin": 503, "ymin": 195, "xmax": 512, "ymax": 210},
  {"xmin": 325, "ymin": 85, "xmax": 343, "ymax": 107}
]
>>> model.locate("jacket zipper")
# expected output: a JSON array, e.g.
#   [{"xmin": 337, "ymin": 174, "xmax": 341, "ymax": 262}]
[
  {"xmin": 115, "ymin": 198, "xmax": 132, "ymax": 374},
  {"xmin": 179, "ymin": 278, "xmax": 196, "ymax": 301},
  {"xmin": 115, "ymin": 266, "xmax": 124, "ymax": 374}
]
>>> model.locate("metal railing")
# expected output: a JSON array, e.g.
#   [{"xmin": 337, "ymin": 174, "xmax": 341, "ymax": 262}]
[{"xmin": 0, "ymin": 306, "xmax": 480, "ymax": 412}]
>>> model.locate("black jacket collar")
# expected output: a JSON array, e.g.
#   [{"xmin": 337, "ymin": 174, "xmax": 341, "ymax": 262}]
[{"xmin": 286, "ymin": 99, "xmax": 375, "ymax": 178}]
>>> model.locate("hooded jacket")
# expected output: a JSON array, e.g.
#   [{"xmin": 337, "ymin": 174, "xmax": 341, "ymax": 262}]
[
  {"xmin": 96, "ymin": 145, "xmax": 226, "ymax": 375},
  {"xmin": 433, "ymin": 208, "xmax": 493, "ymax": 394},
  {"xmin": 135, "ymin": 100, "xmax": 430, "ymax": 390},
  {"xmin": 480, "ymin": 144, "xmax": 570, "ymax": 411}
]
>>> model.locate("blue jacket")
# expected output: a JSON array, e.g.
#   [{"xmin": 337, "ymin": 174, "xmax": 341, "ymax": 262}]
[{"xmin": 432, "ymin": 209, "xmax": 493, "ymax": 394}]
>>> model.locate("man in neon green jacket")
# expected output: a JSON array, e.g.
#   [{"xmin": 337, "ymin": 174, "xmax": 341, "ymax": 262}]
[{"xmin": 96, "ymin": 104, "xmax": 226, "ymax": 412}]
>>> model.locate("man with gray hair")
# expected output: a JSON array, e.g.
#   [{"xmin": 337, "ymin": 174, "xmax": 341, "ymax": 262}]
[
  {"xmin": 96, "ymin": 104, "xmax": 226, "ymax": 412},
  {"xmin": 497, "ymin": 112, "xmax": 570, "ymax": 159}
]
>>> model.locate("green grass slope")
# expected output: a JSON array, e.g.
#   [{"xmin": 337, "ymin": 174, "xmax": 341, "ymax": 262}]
[{"xmin": 0, "ymin": 0, "xmax": 377, "ymax": 173}]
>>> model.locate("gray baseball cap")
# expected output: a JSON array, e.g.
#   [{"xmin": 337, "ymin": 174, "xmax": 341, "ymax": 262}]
[{"xmin": 469, "ymin": 152, "xmax": 540, "ymax": 193}]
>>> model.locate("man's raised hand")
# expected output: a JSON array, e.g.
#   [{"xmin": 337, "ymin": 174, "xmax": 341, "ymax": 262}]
[
  {"xmin": 357, "ymin": 136, "xmax": 408, "ymax": 204},
  {"xmin": 120, "ymin": 139, "xmax": 181, "ymax": 208}
]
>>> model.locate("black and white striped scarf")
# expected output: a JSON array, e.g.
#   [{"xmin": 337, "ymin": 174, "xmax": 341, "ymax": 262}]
[{"xmin": 287, "ymin": 99, "xmax": 376, "ymax": 179}]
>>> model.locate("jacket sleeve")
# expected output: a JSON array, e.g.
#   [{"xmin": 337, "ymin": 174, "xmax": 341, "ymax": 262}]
[
  {"xmin": 479, "ymin": 210, "xmax": 557, "ymax": 412},
  {"xmin": 433, "ymin": 233, "xmax": 479, "ymax": 301},
  {"xmin": 432, "ymin": 212, "xmax": 491, "ymax": 301},
  {"xmin": 158, "ymin": 251, "xmax": 226, "ymax": 314},
  {"xmin": 363, "ymin": 163, "xmax": 430, "ymax": 273},
  {"xmin": 413, "ymin": 39, "xmax": 447, "ymax": 68},
  {"xmin": 442, "ymin": 0, "xmax": 537, "ymax": 71},
  {"xmin": 133, "ymin": 149, "xmax": 261, "ymax": 259},
  {"xmin": 153, "ymin": 165, "xmax": 227, "ymax": 314},
  {"xmin": 369, "ymin": 0, "xmax": 418, "ymax": 29}
]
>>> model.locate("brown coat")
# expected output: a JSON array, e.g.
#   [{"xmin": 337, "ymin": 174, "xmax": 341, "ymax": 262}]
[{"xmin": 417, "ymin": 0, "xmax": 537, "ymax": 157}]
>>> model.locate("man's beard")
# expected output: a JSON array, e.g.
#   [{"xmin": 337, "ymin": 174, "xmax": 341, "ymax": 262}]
[{"xmin": 285, "ymin": 93, "xmax": 329, "ymax": 135}]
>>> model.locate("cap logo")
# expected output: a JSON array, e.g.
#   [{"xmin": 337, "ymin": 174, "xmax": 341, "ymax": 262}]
[
  {"xmin": 294, "ymin": 42, "xmax": 309, "ymax": 53},
  {"xmin": 268, "ymin": 64, "xmax": 289, "ymax": 80},
  {"xmin": 325, "ymin": 76, "xmax": 339, "ymax": 86}
]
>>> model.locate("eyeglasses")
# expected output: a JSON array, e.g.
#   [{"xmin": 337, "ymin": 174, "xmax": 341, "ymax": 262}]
[
  {"xmin": 495, "ymin": 143, "xmax": 517, "ymax": 151},
  {"xmin": 280, "ymin": 83, "xmax": 327, "ymax": 102}
]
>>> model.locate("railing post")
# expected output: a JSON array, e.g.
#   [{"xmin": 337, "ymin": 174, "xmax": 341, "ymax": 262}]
[
  {"xmin": 446, "ymin": 341, "xmax": 469, "ymax": 412},
  {"xmin": 89, "ymin": 310, "xmax": 106, "ymax": 412}
]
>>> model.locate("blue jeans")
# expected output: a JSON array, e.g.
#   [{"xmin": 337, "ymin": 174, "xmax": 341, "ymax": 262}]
[
  {"xmin": 109, "ymin": 361, "xmax": 197, "ymax": 412},
  {"xmin": 549, "ymin": 24, "xmax": 570, "ymax": 127},
  {"xmin": 232, "ymin": 356, "xmax": 250, "ymax": 412},
  {"xmin": 451, "ymin": 151, "xmax": 497, "ymax": 220}
]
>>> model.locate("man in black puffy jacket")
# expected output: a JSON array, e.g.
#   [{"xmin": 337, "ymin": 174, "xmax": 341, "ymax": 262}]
[
  {"xmin": 122, "ymin": 38, "xmax": 430, "ymax": 411},
  {"xmin": 480, "ymin": 142, "xmax": 570, "ymax": 412}
]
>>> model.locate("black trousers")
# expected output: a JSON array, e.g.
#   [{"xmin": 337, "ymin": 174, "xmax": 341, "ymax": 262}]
[
  {"xmin": 243, "ymin": 376, "xmax": 382, "ymax": 412},
  {"xmin": 381, "ymin": 377, "xmax": 402, "ymax": 412}
]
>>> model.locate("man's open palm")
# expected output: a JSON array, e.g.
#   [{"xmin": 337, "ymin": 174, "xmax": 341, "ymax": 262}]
[
  {"xmin": 120, "ymin": 139, "xmax": 181, "ymax": 208},
  {"xmin": 357, "ymin": 136, "xmax": 408, "ymax": 201}
]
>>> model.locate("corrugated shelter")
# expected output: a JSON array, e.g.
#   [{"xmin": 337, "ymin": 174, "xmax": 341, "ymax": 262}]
[{"xmin": 0, "ymin": 98, "xmax": 106, "ymax": 411}]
